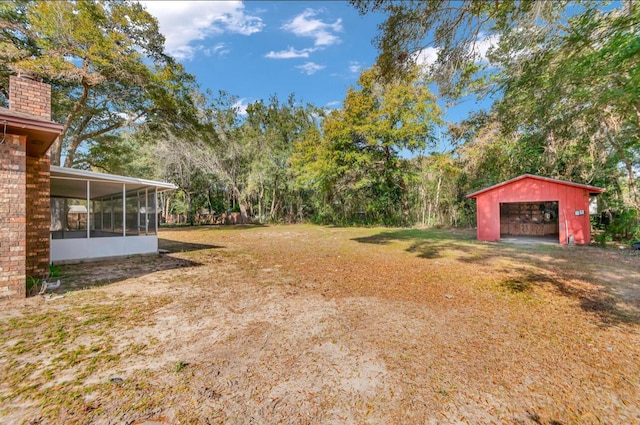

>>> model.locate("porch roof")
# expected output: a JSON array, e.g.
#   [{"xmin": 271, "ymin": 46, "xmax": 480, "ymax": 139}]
[{"xmin": 50, "ymin": 166, "xmax": 176, "ymax": 199}]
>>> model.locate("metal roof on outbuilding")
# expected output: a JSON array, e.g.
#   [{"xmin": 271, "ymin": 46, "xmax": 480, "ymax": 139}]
[{"xmin": 466, "ymin": 174, "xmax": 605, "ymax": 199}]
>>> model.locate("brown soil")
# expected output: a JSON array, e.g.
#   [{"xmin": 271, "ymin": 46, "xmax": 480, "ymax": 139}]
[{"xmin": 1, "ymin": 225, "xmax": 639, "ymax": 424}]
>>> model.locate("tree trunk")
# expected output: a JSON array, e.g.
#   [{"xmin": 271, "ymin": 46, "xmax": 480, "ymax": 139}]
[
  {"xmin": 399, "ymin": 176, "xmax": 410, "ymax": 226},
  {"xmin": 186, "ymin": 192, "xmax": 195, "ymax": 226},
  {"xmin": 164, "ymin": 195, "xmax": 171, "ymax": 224},
  {"xmin": 239, "ymin": 202, "xmax": 248, "ymax": 224},
  {"xmin": 420, "ymin": 184, "xmax": 427, "ymax": 226},
  {"xmin": 269, "ymin": 174, "xmax": 279, "ymax": 221},
  {"xmin": 608, "ymin": 129, "xmax": 639, "ymax": 208},
  {"xmin": 258, "ymin": 181, "xmax": 264, "ymax": 223},
  {"xmin": 232, "ymin": 185, "xmax": 248, "ymax": 223},
  {"xmin": 434, "ymin": 174, "xmax": 442, "ymax": 225}
]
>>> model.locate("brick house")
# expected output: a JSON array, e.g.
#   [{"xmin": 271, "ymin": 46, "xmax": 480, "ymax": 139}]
[
  {"xmin": 1, "ymin": 75, "xmax": 175, "ymax": 298},
  {"xmin": 0, "ymin": 75, "xmax": 63, "ymax": 298}
]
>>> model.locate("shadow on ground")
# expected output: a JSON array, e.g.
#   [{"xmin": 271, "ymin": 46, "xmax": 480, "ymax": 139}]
[
  {"xmin": 353, "ymin": 228, "xmax": 640, "ymax": 328},
  {"xmin": 159, "ymin": 238, "xmax": 224, "ymax": 253},
  {"xmin": 498, "ymin": 267, "xmax": 638, "ymax": 327},
  {"xmin": 160, "ymin": 223, "xmax": 268, "ymax": 230},
  {"xmin": 352, "ymin": 228, "xmax": 498, "ymax": 262},
  {"xmin": 50, "ymin": 235, "xmax": 226, "ymax": 294},
  {"xmin": 57, "ymin": 251, "xmax": 218, "ymax": 293}
]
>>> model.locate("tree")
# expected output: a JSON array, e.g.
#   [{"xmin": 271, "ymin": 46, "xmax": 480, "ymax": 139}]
[
  {"xmin": 195, "ymin": 91, "xmax": 259, "ymax": 223},
  {"xmin": 348, "ymin": 0, "xmax": 562, "ymax": 99},
  {"xmin": 242, "ymin": 95, "xmax": 320, "ymax": 222},
  {"xmin": 492, "ymin": 2, "xmax": 639, "ymax": 204},
  {"xmin": 412, "ymin": 152, "xmax": 461, "ymax": 227},
  {"xmin": 353, "ymin": 0, "xmax": 639, "ymax": 236},
  {"xmin": 293, "ymin": 66, "xmax": 441, "ymax": 224},
  {"xmin": 0, "ymin": 0, "xmax": 198, "ymax": 166}
]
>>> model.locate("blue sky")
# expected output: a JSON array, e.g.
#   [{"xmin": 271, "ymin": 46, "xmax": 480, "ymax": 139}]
[
  {"xmin": 140, "ymin": 0, "xmax": 491, "ymax": 130},
  {"xmin": 141, "ymin": 2, "xmax": 385, "ymax": 111}
]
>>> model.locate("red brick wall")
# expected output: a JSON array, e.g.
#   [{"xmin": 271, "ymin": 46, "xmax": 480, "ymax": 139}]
[
  {"xmin": 26, "ymin": 153, "xmax": 51, "ymax": 280},
  {"xmin": 1, "ymin": 76, "xmax": 54, "ymax": 297},
  {"xmin": 0, "ymin": 134, "xmax": 27, "ymax": 298},
  {"xmin": 9, "ymin": 76, "xmax": 52, "ymax": 120}
]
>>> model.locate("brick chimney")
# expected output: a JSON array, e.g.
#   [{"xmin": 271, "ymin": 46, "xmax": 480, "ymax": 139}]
[
  {"xmin": 0, "ymin": 75, "xmax": 58, "ymax": 298},
  {"xmin": 9, "ymin": 74, "xmax": 52, "ymax": 121}
]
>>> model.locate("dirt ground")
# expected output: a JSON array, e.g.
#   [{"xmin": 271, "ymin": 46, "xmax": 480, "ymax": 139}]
[{"xmin": 1, "ymin": 225, "xmax": 639, "ymax": 424}]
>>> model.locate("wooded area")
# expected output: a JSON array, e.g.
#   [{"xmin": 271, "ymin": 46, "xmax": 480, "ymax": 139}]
[{"xmin": 1, "ymin": 0, "xmax": 638, "ymax": 241}]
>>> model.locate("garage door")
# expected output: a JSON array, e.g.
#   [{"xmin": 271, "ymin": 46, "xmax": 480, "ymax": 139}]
[{"xmin": 500, "ymin": 202, "xmax": 559, "ymax": 236}]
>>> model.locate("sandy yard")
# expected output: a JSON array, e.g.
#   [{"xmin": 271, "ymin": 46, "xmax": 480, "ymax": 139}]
[{"xmin": 1, "ymin": 224, "xmax": 639, "ymax": 424}]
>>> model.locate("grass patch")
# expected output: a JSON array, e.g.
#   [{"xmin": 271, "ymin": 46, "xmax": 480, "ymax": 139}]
[
  {"xmin": 0, "ymin": 292, "xmax": 173, "ymax": 422},
  {"xmin": 2, "ymin": 224, "xmax": 639, "ymax": 423},
  {"xmin": 174, "ymin": 361, "xmax": 189, "ymax": 373}
]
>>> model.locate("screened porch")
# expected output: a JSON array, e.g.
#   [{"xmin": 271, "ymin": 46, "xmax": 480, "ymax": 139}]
[{"xmin": 50, "ymin": 166, "xmax": 176, "ymax": 262}]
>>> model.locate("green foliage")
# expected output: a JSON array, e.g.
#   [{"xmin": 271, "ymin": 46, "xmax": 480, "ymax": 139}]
[
  {"xmin": 174, "ymin": 361, "xmax": 188, "ymax": 373},
  {"xmin": 349, "ymin": 0, "xmax": 560, "ymax": 99},
  {"xmin": 607, "ymin": 207, "xmax": 640, "ymax": 242},
  {"xmin": 292, "ymin": 65, "xmax": 441, "ymax": 225},
  {"xmin": 0, "ymin": 0, "xmax": 199, "ymax": 166},
  {"xmin": 2, "ymin": 0, "xmax": 637, "ymax": 234},
  {"xmin": 26, "ymin": 277, "xmax": 41, "ymax": 296},
  {"xmin": 492, "ymin": 2, "xmax": 639, "ymax": 192},
  {"xmin": 593, "ymin": 232, "xmax": 612, "ymax": 248},
  {"xmin": 49, "ymin": 264, "xmax": 61, "ymax": 279}
]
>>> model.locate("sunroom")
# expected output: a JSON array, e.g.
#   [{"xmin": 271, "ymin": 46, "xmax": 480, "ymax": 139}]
[{"xmin": 50, "ymin": 166, "xmax": 176, "ymax": 263}]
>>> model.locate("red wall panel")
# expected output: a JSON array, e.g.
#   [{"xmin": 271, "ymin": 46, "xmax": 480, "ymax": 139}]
[{"xmin": 472, "ymin": 177, "xmax": 594, "ymax": 245}]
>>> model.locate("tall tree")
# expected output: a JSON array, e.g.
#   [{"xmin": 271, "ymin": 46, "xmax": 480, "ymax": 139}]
[
  {"xmin": 473, "ymin": 2, "xmax": 637, "ymax": 208},
  {"xmin": 196, "ymin": 91, "xmax": 258, "ymax": 223},
  {"xmin": 155, "ymin": 134, "xmax": 215, "ymax": 225},
  {"xmin": 294, "ymin": 66, "xmax": 441, "ymax": 224},
  {"xmin": 0, "ymin": 0, "xmax": 198, "ymax": 166},
  {"xmin": 349, "ymin": 0, "xmax": 562, "ymax": 98},
  {"xmin": 243, "ymin": 95, "xmax": 320, "ymax": 222}
]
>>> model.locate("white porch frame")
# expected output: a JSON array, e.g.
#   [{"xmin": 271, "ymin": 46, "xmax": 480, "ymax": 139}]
[{"xmin": 50, "ymin": 166, "xmax": 175, "ymax": 263}]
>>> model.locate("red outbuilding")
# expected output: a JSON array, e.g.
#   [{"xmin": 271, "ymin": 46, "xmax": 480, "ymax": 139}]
[{"xmin": 466, "ymin": 174, "xmax": 605, "ymax": 245}]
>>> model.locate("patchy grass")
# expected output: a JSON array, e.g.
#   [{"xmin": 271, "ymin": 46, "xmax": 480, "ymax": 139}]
[
  {"xmin": 1, "ymin": 224, "xmax": 639, "ymax": 424},
  {"xmin": 0, "ymin": 291, "xmax": 173, "ymax": 422}
]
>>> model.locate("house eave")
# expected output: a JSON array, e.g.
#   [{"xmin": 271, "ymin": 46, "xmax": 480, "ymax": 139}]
[{"xmin": 0, "ymin": 109, "xmax": 64, "ymax": 157}]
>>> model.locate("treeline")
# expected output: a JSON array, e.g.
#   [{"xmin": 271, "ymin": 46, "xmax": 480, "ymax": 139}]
[{"xmin": 1, "ymin": 1, "xmax": 638, "ymax": 240}]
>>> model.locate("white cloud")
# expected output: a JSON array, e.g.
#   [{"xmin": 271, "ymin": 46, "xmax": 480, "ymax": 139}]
[
  {"xmin": 473, "ymin": 33, "xmax": 499, "ymax": 63},
  {"xmin": 233, "ymin": 99, "xmax": 249, "ymax": 116},
  {"xmin": 348, "ymin": 61, "xmax": 362, "ymax": 74},
  {"xmin": 414, "ymin": 47, "xmax": 440, "ymax": 67},
  {"xmin": 140, "ymin": 1, "xmax": 264, "ymax": 60},
  {"xmin": 326, "ymin": 100, "xmax": 341, "ymax": 108},
  {"xmin": 296, "ymin": 61, "xmax": 325, "ymax": 75},
  {"xmin": 205, "ymin": 42, "xmax": 231, "ymax": 57},
  {"xmin": 265, "ymin": 46, "xmax": 316, "ymax": 59},
  {"xmin": 413, "ymin": 34, "xmax": 498, "ymax": 68},
  {"xmin": 282, "ymin": 9, "xmax": 342, "ymax": 47}
]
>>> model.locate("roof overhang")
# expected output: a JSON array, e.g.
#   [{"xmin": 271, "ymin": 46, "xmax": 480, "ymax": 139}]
[
  {"xmin": 50, "ymin": 166, "xmax": 177, "ymax": 199},
  {"xmin": 466, "ymin": 174, "xmax": 606, "ymax": 199},
  {"xmin": 0, "ymin": 108, "xmax": 64, "ymax": 157}
]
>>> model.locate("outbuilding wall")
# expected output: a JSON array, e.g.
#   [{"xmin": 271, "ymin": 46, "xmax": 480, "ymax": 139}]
[{"xmin": 474, "ymin": 177, "xmax": 593, "ymax": 244}]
